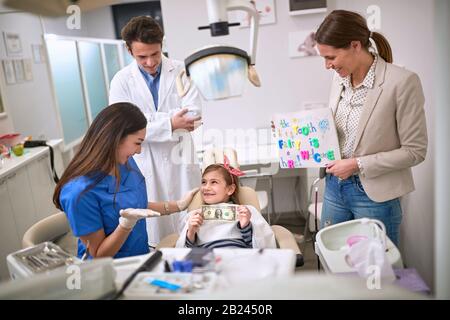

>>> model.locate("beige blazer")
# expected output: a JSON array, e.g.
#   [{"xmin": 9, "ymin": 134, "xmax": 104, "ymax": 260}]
[{"xmin": 328, "ymin": 56, "xmax": 427, "ymax": 202}]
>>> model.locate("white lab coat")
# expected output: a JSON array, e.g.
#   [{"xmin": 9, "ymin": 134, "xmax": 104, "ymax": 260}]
[{"xmin": 109, "ymin": 55, "xmax": 202, "ymax": 246}]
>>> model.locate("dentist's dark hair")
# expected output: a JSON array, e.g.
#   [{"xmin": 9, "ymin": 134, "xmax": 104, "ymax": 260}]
[
  {"xmin": 315, "ymin": 10, "xmax": 393, "ymax": 63},
  {"xmin": 121, "ymin": 15, "xmax": 164, "ymax": 50},
  {"xmin": 53, "ymin": 103, "xmax": 147, "ymax": 209}
]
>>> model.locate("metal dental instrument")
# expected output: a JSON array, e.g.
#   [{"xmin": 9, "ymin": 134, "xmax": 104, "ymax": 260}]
[{"xmin": 81, "ymin": 240, "xmax": 90, "ymax": 261}]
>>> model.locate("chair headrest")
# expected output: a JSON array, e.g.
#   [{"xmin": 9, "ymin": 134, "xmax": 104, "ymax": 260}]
[{"xmin": 202, "ymin": 147, "xmax": 239, "ymax": 172}]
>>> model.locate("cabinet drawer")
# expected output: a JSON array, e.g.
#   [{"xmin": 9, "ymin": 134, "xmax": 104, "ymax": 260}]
[
  {"xmin": 6, "ymin": 167, "xmax": 37, "ymax": 241},
  {"xmin": 27, "ymin": 154, "xmax": 58, "ymax": 221}
]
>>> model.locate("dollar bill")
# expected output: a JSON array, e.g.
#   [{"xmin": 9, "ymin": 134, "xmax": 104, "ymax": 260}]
[{"xmin": 201, "ymin": 204, "xmax": 238, "ymax": 222}]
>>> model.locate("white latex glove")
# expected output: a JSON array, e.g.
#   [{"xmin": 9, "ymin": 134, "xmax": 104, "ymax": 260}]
[
  {"xmin": 119, "ymin": 208, "xmax": 161, "ymax": 230},
  {"xmin": 176, "ymin": 187, "xmax": 200, "ymax": 211}
]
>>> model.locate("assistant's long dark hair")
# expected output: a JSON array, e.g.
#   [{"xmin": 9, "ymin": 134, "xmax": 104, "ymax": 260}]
[
  {"xmin": 315, "ymin": 10, "xmax": 393, "ymax": 63},
  {"xmin": 53, "ymin": 103, "xmax": 147, "ymax": 210}
]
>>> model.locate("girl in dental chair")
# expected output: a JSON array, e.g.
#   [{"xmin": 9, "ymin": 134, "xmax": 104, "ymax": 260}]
[{"xmin": 176, "ymin": 156, "xmax": 277, "ymax": 249}]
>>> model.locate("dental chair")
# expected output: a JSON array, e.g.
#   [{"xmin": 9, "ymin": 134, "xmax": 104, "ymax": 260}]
[
  {"xmin": 22, "ymin": 211, "xmax": 77, "ymax": 256},
  {"xmin": 157, "ymin": 148, "xmax": 304, "ymax": 267}
]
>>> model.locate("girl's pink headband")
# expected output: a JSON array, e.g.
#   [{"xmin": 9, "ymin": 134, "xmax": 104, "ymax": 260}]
[{"xmin": 222, "ymin": 155, "xmax": 245, "ymax": 180}]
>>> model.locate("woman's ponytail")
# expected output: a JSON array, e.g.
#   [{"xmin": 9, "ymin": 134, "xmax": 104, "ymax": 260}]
[{"xmin": 371, "ymin": 31, "xmax": 393, "ymax": 63}]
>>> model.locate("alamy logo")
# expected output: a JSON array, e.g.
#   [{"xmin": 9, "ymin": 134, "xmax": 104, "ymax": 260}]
[
  {"xmin": 367, "ymin": 5, "xmax": 381, "ymax": 30},
  {"xmin": 66, "ymin": 5, "xmax": 81, "ymax": 30},
  {"xmin": 66, "ymin": 264, "xmax": 81, "ymax": 290},
  {"xmin": 366, "ymin": 265, "xmax": 381, "ymax": 290}
]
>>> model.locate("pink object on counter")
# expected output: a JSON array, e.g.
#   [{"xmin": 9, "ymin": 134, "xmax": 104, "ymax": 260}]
[
  {"xmin": 0, "ymin": 133, "xmax": 21, "ymax": 147},
  {"xmin": 346, "ymin": 235, "xmax": 369, "ymax": 247}
]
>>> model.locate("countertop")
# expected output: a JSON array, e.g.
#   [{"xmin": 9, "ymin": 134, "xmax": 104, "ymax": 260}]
[{"xmin": 0, "ymin": 139, "xmax": 63, "ymax": 180}]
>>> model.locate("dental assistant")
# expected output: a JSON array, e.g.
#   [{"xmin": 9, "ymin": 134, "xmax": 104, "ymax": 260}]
[
  {"xmin": 315, "ymin": 10, "xmax": 428, "ymax": 245},
  {"xmin": 53, "ymin": 103, "xmax": 196, "ymax": 259}
]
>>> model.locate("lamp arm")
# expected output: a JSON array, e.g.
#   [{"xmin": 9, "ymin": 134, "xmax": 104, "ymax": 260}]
[{"xmin": 226, "ymin": 0, "xmax": 260, "ymax": 65}]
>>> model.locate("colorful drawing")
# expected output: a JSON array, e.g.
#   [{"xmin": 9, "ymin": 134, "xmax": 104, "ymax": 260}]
[{"xmin": 273, "ymin": 108, "xmax": 341, "ymax": 168}]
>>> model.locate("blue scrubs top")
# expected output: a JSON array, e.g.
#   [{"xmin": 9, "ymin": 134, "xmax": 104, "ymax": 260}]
[{"xmin": 60, "ymin": 157, "xmax": 149, "ymax": 259}]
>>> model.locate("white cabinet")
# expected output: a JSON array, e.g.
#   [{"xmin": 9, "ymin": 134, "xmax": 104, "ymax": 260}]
[
  {"xmin": 27, "ymin": 153, "xmax": 59, "ymax": 221},
  {"xmin": 5, "ymin": 167, "xmax": 38, "ymax": 241},
  {"xmin": 0, "ymin": 179, "xmax": 22, "ymax": 281},
  {"xmin": 0, "ymin": 140, "xmax": 62, "ymax": 280}
]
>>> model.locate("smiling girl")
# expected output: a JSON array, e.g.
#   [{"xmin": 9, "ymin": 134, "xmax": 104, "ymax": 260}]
[{"xmin": 177, "ymin": 156, "xmax": 276, "ymax": 249}]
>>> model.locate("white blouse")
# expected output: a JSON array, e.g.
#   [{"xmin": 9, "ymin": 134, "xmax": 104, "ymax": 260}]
[{"xmin": 335, "ymin": 54, "xmax": 378, "ymax": 160}]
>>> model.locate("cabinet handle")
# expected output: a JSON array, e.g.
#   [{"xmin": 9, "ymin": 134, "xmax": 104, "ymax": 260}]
[{"xmin": 0, "ymin": 178, "xmax": 6, "ymax": 186}]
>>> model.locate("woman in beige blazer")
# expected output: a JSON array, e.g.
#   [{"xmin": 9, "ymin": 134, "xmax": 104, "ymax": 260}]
[{"xmin": 315, "ymin": 10, "xmax": 427, "ymax": 245}]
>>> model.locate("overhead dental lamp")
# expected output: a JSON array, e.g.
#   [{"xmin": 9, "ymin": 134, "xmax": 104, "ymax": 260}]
[{"xmin": 176, "ymin": 0, "xmax": 261, "ymax": 101}]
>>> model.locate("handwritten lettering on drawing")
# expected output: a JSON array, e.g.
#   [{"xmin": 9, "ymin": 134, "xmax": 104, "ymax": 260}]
[{"xmin": 272, "ymin": 108, "xmax": 341, "ymax": 168}]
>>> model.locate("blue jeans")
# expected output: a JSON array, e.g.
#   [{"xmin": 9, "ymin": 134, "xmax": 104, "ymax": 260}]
[{"xmin": 320, "ymin": 174, "xmax": 403, "ymax": 246}]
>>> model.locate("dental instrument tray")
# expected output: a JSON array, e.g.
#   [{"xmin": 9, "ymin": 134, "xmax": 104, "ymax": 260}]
[
  {"xmin": 123, "ymin": 272, "xmax": 218, "ymax": 299},
  {"xmin": 7, "ymin": 242, "xmax": 80, "ymax": 279}
]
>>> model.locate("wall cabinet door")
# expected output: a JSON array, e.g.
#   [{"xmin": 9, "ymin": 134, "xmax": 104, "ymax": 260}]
[
  {"xmin": 0, "ymin": 178, "xmax": 22, "ymax": 280},
  {"xmin": 46, "ymin": 38, "xmax": 88, "ymax": 146},
  {"xmin": 27, "ymin": 154, "xmax": 58, "ymax": 221},
  {"xmin": 78, "ymin": 41, "xmax": 108, "ymax": 121},
  {"xmin": 44, "ymin": 35, "xmax": 126, "ymax": 150},
  {"xmin": 6, "ymin": 167, "xmax": 37, "ymax": 241},
  {"xmin": 104, "ymin": 43, "xmax": 121, "ymax": 84}
]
